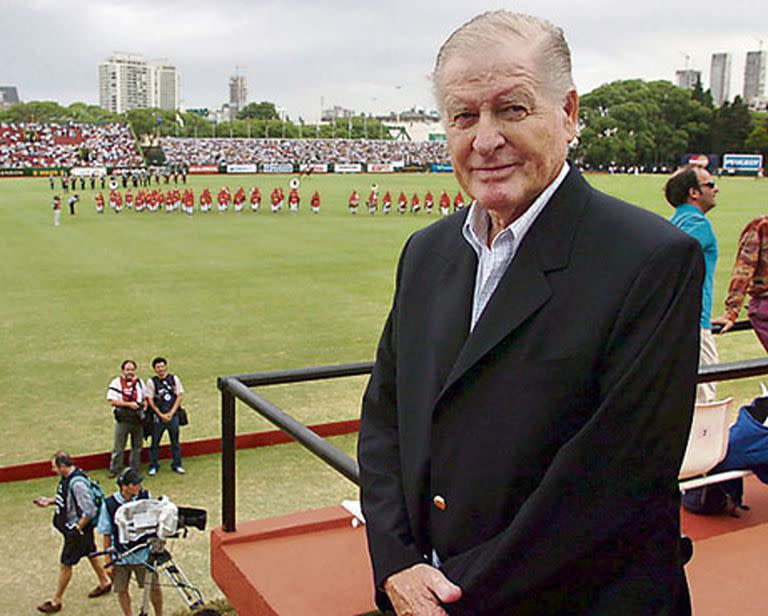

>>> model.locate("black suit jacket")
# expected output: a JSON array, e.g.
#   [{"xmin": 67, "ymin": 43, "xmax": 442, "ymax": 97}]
[{"xmin": 358, "ymin": 168, "xmax": 704, "ymax": 615}]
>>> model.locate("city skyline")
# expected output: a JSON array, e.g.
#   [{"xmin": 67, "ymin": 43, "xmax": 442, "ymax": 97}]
[{"xmin": 2, "ymin": 0, "xmax": 766, "ymax": 120}]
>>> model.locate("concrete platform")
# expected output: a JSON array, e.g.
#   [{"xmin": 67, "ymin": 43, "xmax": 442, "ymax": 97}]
[{"xmin": 212, "ymin": 476, "xmax": 768, "ymax": 615}]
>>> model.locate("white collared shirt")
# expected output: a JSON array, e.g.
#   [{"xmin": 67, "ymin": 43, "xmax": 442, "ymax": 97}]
[{"xmin": 461, "ymin": 162, "xmax": 570, "ymax": 331}]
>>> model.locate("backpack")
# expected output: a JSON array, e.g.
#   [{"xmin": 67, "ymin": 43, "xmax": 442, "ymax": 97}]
[
  {"xmin": 53, "ymin": 469, "xmax": 106, "ymax": 534},
  {"xmin": 681, "ymin": 478, "xmax": 747, "ymax": 516},
  {"xmin": 70, "ymin": 474, "xmax": 106, "ymax": 517}
]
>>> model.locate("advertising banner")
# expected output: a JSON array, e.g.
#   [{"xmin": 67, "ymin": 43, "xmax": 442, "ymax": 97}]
[
  {"xmin": 333, "ymin": 163, "xmax": 363, "ymax": 174},
  {"xmin": 723, "ymin": 154, "xmax": 763, "ymax": 174},
  {"xmin": 262, "ymin": 162, "xmax": 295, "ymax": 174},
  {"xmin": 299, "ymin": 163, "xmax": 329, "ymax": 173},
  {"xmin": 70, "ymin": 167, "xmax": 106, "ymax": 177},
  {"xmin": 400, "ymin": 163, "xmax": 427, "ymax": 173},
  {"xmin": 0, "ymin": 168, "xmax": 25, "ymax": 177},
  {"xmin": 188, "ymin": 165, "xmax": 220, "ymax": 174},
  {"xmin": 226, "ymin": 163, "xmax": 258, "ymax": 174},
  {"xmin": 367, "ymin": 163, "xmax": 394, "ymax": 173},
  {"xmin": 430, "ymin": 163, "xmax": 454, "ymax": 173}
]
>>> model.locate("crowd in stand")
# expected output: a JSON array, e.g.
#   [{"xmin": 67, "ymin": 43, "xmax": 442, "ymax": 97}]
[
  {"xmin": 159, "ymin": 137, "xmax": 451, "ymax": 167},
  {"xmin": 0, "ymin": 122, "xmax": 143, "ymax": 169}
]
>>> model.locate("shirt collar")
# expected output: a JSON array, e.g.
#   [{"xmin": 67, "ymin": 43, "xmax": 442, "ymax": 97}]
[
  {"xmin": 678, "ymin": 203, "xmax": 705, "ymax": 216},
  {"xmin": 462, "ymin": 161, "xmax": 570, "ymax": 253}
]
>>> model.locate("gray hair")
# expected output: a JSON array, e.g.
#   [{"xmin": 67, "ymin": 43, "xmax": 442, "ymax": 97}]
[{"xmin": 432, "ymin": 11, "xmax": 575, "ymax": 113}]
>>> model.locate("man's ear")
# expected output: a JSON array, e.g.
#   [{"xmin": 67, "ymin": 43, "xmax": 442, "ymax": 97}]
[{"xmin": 562, "ymin": 89, "xmax": 579, "ymax": 141}]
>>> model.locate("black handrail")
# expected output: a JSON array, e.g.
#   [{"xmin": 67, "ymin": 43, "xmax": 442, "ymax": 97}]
[
  {"xmin": 217, "ymin": 362, "xmax": 372, "ymax": 532},
  {"xmin": 218, "ymin": 321, "xmax": 767, "ymax": 532}
]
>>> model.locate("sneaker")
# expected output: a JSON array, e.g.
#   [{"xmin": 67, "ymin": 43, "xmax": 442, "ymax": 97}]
[
  {"xmin": 147, "ymin": 467, "xmax": 157, "ymax": 476},
  {"xmin": 172, "ymin": 466, "xmax": 186, "ymax": 475}
]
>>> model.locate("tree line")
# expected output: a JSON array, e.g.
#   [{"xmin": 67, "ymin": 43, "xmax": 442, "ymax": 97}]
[
  {"xmin": 1, "ymin": 82, "xmax": 766, "ymax": 164},
  {"xmin": 0, "ymin": 100, "xmax": 392, "ymax": 141},
  {"xmin": 574, "ymin": 79, "xmax": 767, "ymax": 167}
]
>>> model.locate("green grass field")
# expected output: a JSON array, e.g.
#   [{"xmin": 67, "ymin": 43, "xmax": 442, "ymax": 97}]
[{"xmin": 1, "ymin": 171, "xmax": 766, "ymax": 614}]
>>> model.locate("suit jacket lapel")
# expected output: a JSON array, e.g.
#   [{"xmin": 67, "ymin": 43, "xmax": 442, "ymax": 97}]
[
  {"xmin": 437, "ymin": 166, "xmax": 589, "ymax": 400},
  {"xmin": 425, "ymin": 231, "xmax": 476, "ymax": 408},
  {"xmin": 440, "ymin": 244, "xmax": 550, "ymax": 397}
]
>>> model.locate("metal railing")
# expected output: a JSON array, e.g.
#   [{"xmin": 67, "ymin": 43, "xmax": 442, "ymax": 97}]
[
  {"xmin": 217, "ymin": 321, "xmax": 768, "ymax": 532},
  {"xmin": 217, "ymin": 362, "xmax": 372, "ymax": 532}
]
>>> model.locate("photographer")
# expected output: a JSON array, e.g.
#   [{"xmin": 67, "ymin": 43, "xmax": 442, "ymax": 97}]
[
  {"xmin": 34, "ymin": 451, "xmax": 111, "ymax": 613},
  {"xmin": 145, "ymin": 357, "xmax": 186, "ymax": 475},
  {"xmin": 97, "ymin": 469, "xmax": 163, "ymax": 616},
  {"xmin": 107, "ymin": 360, "xmax": 145, "ymax": 479}
]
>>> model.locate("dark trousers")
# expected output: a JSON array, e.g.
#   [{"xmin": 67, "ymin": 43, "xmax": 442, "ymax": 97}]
[
  {"xmin": 149, "ymin": 414, "xmax": 182, "ymax": 469},
  {"xmin": 748, "ymin": 296, "xmax": 768, "ymax": 353}
]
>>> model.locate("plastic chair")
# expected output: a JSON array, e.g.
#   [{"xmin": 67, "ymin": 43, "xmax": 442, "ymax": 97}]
[{"xmin": 678, "ymin": 397, "xmax": 733, "ymax": 481}]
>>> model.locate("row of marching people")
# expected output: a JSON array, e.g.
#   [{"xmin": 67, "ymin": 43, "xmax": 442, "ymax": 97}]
[
  {"xmin": 94, "ymin": 185, "xmax": 321, "ymax": 215},
  {"xmin": 349, "ymin": 185, "xmax": 467, "ymax": 215}
]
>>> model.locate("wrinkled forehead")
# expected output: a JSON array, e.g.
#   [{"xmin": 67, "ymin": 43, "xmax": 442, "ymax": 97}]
[{"xmin": 436, "ymin": 37, "xmax": 546, "ymax": 99}]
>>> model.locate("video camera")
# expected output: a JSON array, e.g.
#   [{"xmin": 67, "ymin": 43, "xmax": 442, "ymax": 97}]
[{"xmin": 114, "ymin": 496, "xmax": 207, "ymax": 544}]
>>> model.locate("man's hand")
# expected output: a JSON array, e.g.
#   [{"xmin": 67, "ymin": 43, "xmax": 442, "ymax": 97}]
[
  {"xmin": 33, "ymin": 496, "xmax": 54, "ymax": 507},
  {"xmin": 712, "ymin": 315, "xmax": 735, "ymax": 334},
  {"xmin": 383, "ymin": 564, "xmax": 462, "ymax": 615},
  {"xmin": 127, "ymin": 401, "xmax": 139, "ymax": 410}
]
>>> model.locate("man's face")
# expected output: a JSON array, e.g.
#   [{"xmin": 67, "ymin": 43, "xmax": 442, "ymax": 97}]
[
  {"xmin": 123, "ymin": 483, "xmax": 142, "ymax": 498},
  {"xmin": 441, "ymin": 37, "xmax": 578, "ymax": 221},
  {"xmin": 154, "ymin": 362, "xmax": 168, "ymax": 378},
  {"xmin": 692, "ymin": 167, "xmax": 719, "ymax": 213},
  {"xmin": 121, "ymin": 362, "xmax": 137, "ymax": 381},
  {"xmin": 51, "ymin": 460, "xmax": 66, "ymax": 477}
]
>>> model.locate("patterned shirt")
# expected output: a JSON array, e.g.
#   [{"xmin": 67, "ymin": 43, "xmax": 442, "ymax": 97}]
[
  {"xmin": 462, "ymin": 162, "xmax": 569, "ymax": 331},
  {"xmin": 723, "ymin": 216, "xmax": 768, "ymax": 322}
]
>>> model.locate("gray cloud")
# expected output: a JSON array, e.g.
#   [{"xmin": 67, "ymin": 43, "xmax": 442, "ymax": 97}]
[{"xmin": 2, "ymin": 0, "xmax": 765, "ymax": 120}]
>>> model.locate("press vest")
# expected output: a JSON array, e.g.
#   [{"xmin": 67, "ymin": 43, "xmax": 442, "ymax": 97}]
[{"xmin": 104, "ymin": 489, "xmax": 150, "ymax": 554}]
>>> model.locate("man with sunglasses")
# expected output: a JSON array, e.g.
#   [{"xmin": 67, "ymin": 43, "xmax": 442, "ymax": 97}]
[{"xmin": 666, "ymin": 164, "xmax": 720, "ymax": 402}]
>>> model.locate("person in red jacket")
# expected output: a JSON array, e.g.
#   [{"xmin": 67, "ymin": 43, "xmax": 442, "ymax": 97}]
[
  {"xmin": 397, "ymin": 191, "xmax": 408, "ymax": 214},
  {"xmin": 311, "ymin": 190, "xmax": 321, "ymax": 214},
  {"xmin": 134, "ymin": 190, "xmax": 145, "ymax": 213},
  {"xmin": 288, "ymin": 187, "xmax": 300, "ymax": 212},
  {"xmin": 424, "ymin": 190, "xmax": 434, "ymax": 214},
  {"xmin": 200, "ymin": 188, "xmax": 212, "ymax": 212},
  {"xmin": 53, "ymin": 194, "xmax": 62, "ymax": 226},
  {"xmin": 382, "ymin": 191, "xmax": 393, "ymax": 215},
  {"xmin": 348, "ymin": 190, "xmax": 360, "ymax": 214},
  {"xmin": 439, "ymin": 190, "xmax": 451, "ymax": 216},
  {"xmin": 250, "ymin": 187, "xmax": 261, "ymax": 212},
  {"xmin": 270, "ymin": 187, "xmax": 283, "ymax": 213},
  {"xmin": 368, "ymin": 186, "xmax": 378, "ymax": 215},
  {"xmin": 410, "ymin": 192, "xmax": 421, "ymax": 214},
  {"xmin": 233, "ymin": 186, "xmax": 246, "ymax": 212},
  {"xmin": 217, "ymin": 187, "xmax": 231, "ymax": 212},
  {"xmin": 95, "ymin": 193, "xmax": 105, "ymax": 214},
  {"xmin": 454, "ymin": 190, "xmax": 466, "ymax": 211},
  {"xmin": 164, "ymin": 189, "xmax": 174, "ymax": 213},
  {"xmin": 182, "ymin": 188, "xmax": 195, "ymax": 215},
  {"xmin": 125, "ymin": 188, "xmax": 133, "ymax": 209},
  {"xmin": 114, "ymin": 191, "xmax": 124, "ymax": 213}
]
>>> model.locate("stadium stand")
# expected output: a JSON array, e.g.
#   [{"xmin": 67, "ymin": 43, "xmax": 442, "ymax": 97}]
[
  {"xmin": 159, "ymin": 137, "xmax": 451, "ymax": 166},
  {"xmin": 0, "ymin": 121, "xmax": 143, "ymax": 168}
]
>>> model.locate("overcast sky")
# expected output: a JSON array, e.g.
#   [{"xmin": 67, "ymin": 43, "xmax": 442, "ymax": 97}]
[{"xmin": 2, "ymin": 0, "xmax": 766, "ymax": 121}]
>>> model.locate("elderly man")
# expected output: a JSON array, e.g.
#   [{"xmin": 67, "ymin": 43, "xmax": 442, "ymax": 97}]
[{"xmin": 358, "ymin": 11, "xmax": 703, "ymax": 615}]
